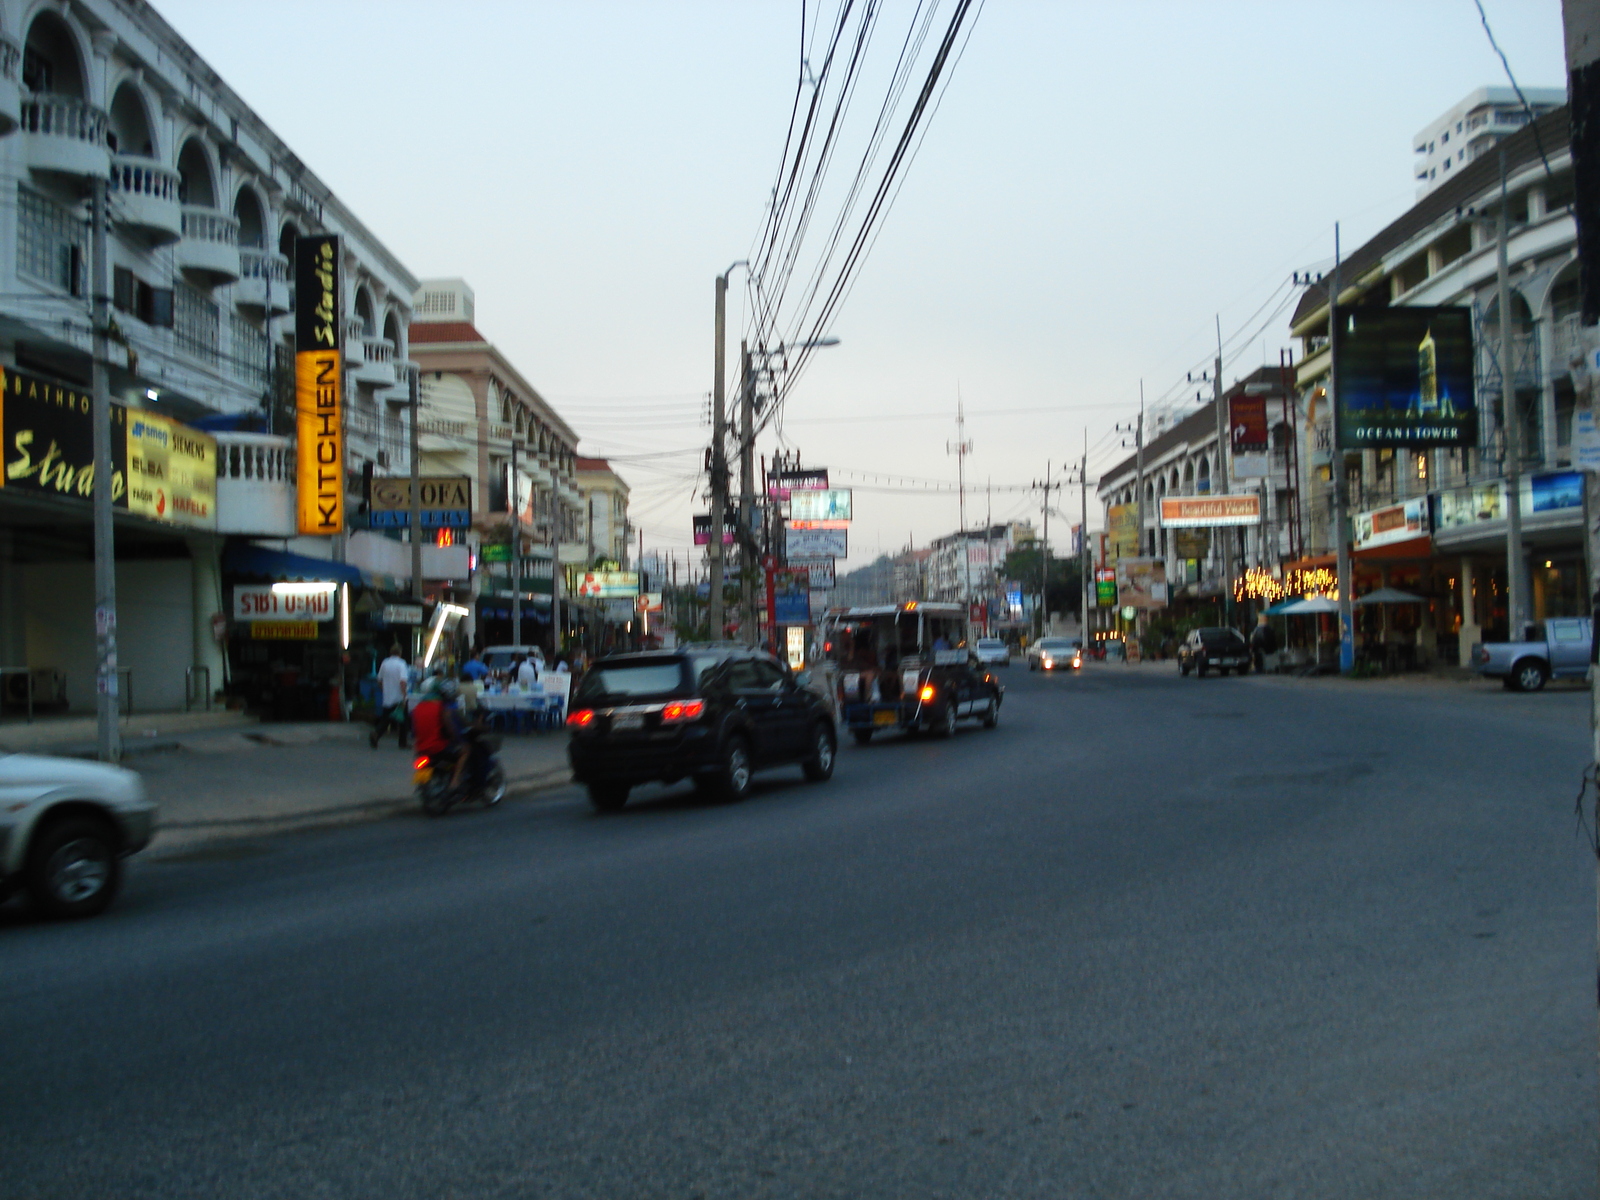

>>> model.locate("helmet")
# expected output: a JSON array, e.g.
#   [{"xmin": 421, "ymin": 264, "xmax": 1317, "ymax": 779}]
[{"xmin": 438, "ymin": 678, "xmax": 461, "ymax": 701}]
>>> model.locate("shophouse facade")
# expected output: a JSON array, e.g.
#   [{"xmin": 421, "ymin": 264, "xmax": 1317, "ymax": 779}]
[
  {"xmin": 1291, "ymin": 105, "xmax": 1583, "ymax": 665},
  {"xmin": 406, "ymin": 278, "xmax": 584, "ymax": 651},
  {"xmin": 0, "ymin": 0, "xmax": 422, "ymax": 718},
  {"xmin": 574, "ymin": 456, "xmax": 630, "ymax": 568}
]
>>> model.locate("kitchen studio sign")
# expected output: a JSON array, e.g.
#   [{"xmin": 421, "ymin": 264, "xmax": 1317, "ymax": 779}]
[{"xmin": 0, "ymin": 365, "xmax": 216, "ymax": 529}]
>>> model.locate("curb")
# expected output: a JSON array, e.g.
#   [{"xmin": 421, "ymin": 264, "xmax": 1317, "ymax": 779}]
[{"xmin": 147, "ymin": 765, "xmax": 575, "ymax": 857}]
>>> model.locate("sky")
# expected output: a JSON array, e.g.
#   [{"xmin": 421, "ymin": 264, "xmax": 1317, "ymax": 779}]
[{"xmin": 157, "ymin": 0, "xmax": 1570, "ymax": 574}]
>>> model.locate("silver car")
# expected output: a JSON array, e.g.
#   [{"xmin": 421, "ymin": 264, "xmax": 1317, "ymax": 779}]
[
  {"xmin": 974, "ymin": 637, "xmax": 1011, "ymax": 667},
  {"xmin": 1027, "ymin": 637, "xmax": 1082, "ymax": 672}
]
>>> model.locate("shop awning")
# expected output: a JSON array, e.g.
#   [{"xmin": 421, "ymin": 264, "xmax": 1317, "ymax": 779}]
[{"xmin": 222, "ymin": 543, "xmax": 365, "ymax": 586}]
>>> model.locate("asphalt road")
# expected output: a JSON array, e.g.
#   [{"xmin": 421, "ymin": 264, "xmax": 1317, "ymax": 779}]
[{"xmin": 3, "ymin": 664, "xmax": 1596, "ymax": 1198}]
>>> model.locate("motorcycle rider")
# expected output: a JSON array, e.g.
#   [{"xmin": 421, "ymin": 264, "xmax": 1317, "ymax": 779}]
[{"xmin": 412, "ymin": 678, "xmax": 469, "ymax": 795}]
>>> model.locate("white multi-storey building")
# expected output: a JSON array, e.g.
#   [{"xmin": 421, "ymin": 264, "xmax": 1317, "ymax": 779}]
[
  {"xmin": 1412, "ymin": 86, "xmax": 1564, "ymax": 198},
  {"xmin": 0, "ymin": 0, "xmax": 420, "ymax": 717}
]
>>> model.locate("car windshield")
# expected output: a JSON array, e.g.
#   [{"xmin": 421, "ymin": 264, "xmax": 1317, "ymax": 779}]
[
  {"xmin": 977, "ymin": 639, "xmax": 1003, "ymax": 648},
  {"xmin": 575, "ymin": 661, "xmax": 686, "ymax": 700},
  {"xmin": 1038, "ymin": 639, "xmax": 1073, "ymax": 650}
]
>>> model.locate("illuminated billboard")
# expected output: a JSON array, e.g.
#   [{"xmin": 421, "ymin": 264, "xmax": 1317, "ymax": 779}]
[{"xmin": 1334, "ymin": 305, "xmax": 1475, "ymax": 449}]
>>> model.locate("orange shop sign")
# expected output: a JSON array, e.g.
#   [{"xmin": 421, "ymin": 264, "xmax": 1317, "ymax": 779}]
[{"xmin": 1158, "ymin": 494, "xmax": 1261, "ymax": 528}]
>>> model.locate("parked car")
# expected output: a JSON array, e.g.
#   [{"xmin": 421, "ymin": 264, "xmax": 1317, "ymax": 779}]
[
  {"xmin": 566, "ymin": 647, "xmax": 836, "ymax": 812},
  {"xmin": 1178, "ymin": 627, "xmax": 1251, "ymax": 677},
  {"xmin": 0, "ymin": 754, "xmax": 157, "ymax": 918},
  {"xmin": 1471, "ymin": 617, "xmax": 1592, "ymax": 691},
  {"xmin": 974, "ymin": 637, "xmax": 1011, "ymax": 667},
  {"xmin": 1026, "ymin": 637, "xmax": 1081, "ymax": 671}
]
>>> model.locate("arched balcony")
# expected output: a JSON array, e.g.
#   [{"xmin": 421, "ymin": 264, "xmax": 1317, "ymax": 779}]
[
  {"xmin": 19, "ymin": 13, "xmax": 105, "ymax": 180},
  {"xmin": 176, "ymin": 138, "xmax": 239, "ymax": 282},
  {"xmin": 232, "ymin": 189, "xmax": 289, "ymax": 312}
]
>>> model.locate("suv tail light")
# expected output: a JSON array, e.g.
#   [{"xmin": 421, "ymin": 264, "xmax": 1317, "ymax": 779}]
[
  {"xmin": 567, "ymin": 708, "xmax": 596, "ymax": 727},
  {"xmin": 660, "ymin": 699, "xmax": 706, "ymax": 724}
]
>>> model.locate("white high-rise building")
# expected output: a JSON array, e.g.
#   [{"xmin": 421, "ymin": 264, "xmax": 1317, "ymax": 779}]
[{"xmin": 1412, "ymin": 86, "xmax": 1565, "ymax": 198}]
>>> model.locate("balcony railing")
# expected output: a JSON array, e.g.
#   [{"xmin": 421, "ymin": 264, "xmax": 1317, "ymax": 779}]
[
  {"xmin": 181, "ymin": 206, "xmax": 239, "ymax": 246},
  {"xmin": 21, "ymin": 94, "xmax": 105, "ymax": 144},
  {"xmin": 238, "ymin": 247, "xmax": 289, "ymax": 282},
  {"xmin": 0, "ymin": 36, "xmax": 19, "ymax": 82},
  {"xmin": 110, "ymin": 157, "xmax": 178, "ymax": 202},
  {"xmin": 364, "ymin": 336, "xmax": 394, "ymax": 363}
]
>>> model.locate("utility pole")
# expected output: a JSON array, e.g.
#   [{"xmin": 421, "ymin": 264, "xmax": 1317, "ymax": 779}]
[
  {"xmin": 985, "ymin": 478, "xmax": 993, "ymax": 638},
  {"xmin": 1560, "ymin": 3, "xmax": 1600, "ymax": 1154},
  {"xmin": 1332, "ymin": 222, "xmax": 1356, "ymax": 672},
  {"xmin": 1039, "ymin": 461, "xmax": 1053, "ymax": 638},
  {"xmin": 89, "ymin": 177, "xmax": 119, "ymax": 762},
  {"xmin": 1080, "ymin": 427, "xmax": 1090, "ymax": 637},
  {"xmin": 738, "ymin": 341, "xmax": 757, "ymax": 646},
  {"xmin": 1212, "ymin": 323, "xmax": 1233, "ymax": 626},
  {"xmin": 708, "ymin": 269, "xmax": 732, "ymax": 640},
  {"xmin": 509, "ymin": 439, "xmax": 522, "ymax": 649},
  {"xmin": 948, "ymin": 400, "xmax": 973, "ymax": 620},
  {"xmin": 408, "ymin": 365, "xmax": 423, "ymax": 606},
  {"xmin": 551, "ymin": 462, "xmax": 563, "ymax": 657},
  {"xmin": 1498, "ymin": 146, "xmax": 1529, "ymax": 639}
]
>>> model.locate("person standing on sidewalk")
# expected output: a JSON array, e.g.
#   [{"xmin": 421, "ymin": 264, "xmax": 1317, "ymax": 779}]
[
  {"xmin": 1250, "ymin": 613, "xmax": 1278, "ymax": 675},
  {"xmin": 371, "ymin": 643, "xmax": 411, "ymax": 749},
  {"xmin": 515, "ymin": 653, "xmax": 539, "ymax": 690}
]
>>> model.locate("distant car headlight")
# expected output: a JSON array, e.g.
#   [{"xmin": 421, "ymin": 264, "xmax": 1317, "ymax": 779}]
[{"xmin": 1042, "ymin": 657, "xmax": 1053, "ymax": 668}]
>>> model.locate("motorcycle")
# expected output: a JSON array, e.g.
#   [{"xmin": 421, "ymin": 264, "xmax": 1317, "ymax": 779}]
[{"xmin": 414, "ymin": 731, "xmax": 507, "ymax": 816}]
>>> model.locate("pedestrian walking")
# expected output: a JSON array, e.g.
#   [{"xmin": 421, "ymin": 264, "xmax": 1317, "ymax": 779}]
[{"xmin": 371, "ymin": 642, "xmax": 411, "ymax": 748}]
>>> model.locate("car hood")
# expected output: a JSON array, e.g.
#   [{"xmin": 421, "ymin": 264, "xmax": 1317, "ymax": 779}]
[{"xmin": 0, "ymin": 753, "xmax": 147, "ymax": 804}]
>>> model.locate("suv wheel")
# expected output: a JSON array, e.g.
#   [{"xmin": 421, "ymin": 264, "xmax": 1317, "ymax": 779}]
[
  {"xmin": 802, "ymin": 723, "xmax": 836, "ymax": 781},
  {"xmin": 587, "ymin": 783, "xmax": 629, "ymax": 813},
  {"xmin": 717, "ymin": 736, "xmax": 753, "ymax": 801},
  {"xmin": 936, "ymin": 698, "xmax": 958, "ymax": 738},
  {"xmin": 982, "ymin": 697, "xmax": 999, "ymax": 729},
  {"xmin": 27, "ymin": 816, "xmax": 121, "ymax": 920}
]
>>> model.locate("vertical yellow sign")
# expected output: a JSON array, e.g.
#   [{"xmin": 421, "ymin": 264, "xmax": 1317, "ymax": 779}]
[
  {"xmin": 294, "ymin": 233, "xmax": 343, "ymax": 535},
  {"xmin": 296, "ymin": 349, "xmax": 342, "ymax": 534}
]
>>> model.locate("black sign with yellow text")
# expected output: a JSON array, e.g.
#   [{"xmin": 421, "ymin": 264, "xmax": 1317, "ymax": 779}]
[{"xmin": 295, "ymin": 234, "xmax": 343, "ymax": 534}]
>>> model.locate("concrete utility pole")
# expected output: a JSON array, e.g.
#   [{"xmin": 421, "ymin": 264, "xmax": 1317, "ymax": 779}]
[
  {"xmin": 1560, "ymin": 0, "xmax": 1600, "ymax": 1167},
  {"xmin": 708, "ymin": 270, "xmax": 732, "ymax": 640},
  {"xmin": 408, "ymin": 365, "xmax": 423, "ymax": 606},
  {"xmin": 1041, "ymin": 459, "xmax": 1051, "ymax": 637},
  {"xmin": 1080, "ymin": 428, "xmax": 1090, "ymax": 635},
  {"xmin": 949, "ymin": 400, "xmax": 973, "ymax": 618},
  {"xmin": 1331, "ymin": 223, "xmax": 1356, "ymax": 672},
  {"xmin": 738, "ymin": 342, "xmax": 757, "ymax": 646},
  {"xmin": 510, "ymin": 439, "xmax": 521, "ymax": 648},
  {"xmin": 89, "ymin": 177, "xmax": 119, "ymax": 762},
  {"xmin": 1212, "ymin": 323, "xmax": 1232, "ymax": 626},
  {"xmin": 550, "ymin": 462, "xmax": 563, "ymax": 656},
  {"xmin": 1498, "ymin": 147, "xmax": 1529, "ymax": 640}
]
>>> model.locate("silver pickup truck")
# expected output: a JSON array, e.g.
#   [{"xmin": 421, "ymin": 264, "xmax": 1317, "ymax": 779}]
[{"xmin": 1471, "ymin": 617, "xmax": 1592, "ymax": 691}]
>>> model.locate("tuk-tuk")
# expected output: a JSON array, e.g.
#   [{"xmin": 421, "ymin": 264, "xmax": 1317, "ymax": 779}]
[{"xmin": 819, "ymin": 602, "xmax": 1002, "ymax": 743}]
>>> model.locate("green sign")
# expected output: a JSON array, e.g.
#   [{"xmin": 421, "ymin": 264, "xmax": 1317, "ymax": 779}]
[
  {"xmin": 481, "ymin": 543, "xmax": 511, "ymax": 563},
  {"xmin": 1094, "ymin": 568, "xmax": 1116, "ymax": 608}
]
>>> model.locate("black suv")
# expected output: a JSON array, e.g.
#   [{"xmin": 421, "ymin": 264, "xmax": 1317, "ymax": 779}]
[
  {"xmin": 1177, "ymin": 627, "xmax": 1251, "ymax": 677},
  {"xmin": 566, "ymin": 647, "xmax": 837, "ymax": 812}
]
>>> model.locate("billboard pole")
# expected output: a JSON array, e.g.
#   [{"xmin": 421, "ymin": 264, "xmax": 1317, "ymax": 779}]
[
  {"xmin": 1498, "ymin": 146, "xmax": 1529, "ymax": 639},
  {"xmin": 1331, "ymin": 223, "xmax": 1355, "ymax": 673}
]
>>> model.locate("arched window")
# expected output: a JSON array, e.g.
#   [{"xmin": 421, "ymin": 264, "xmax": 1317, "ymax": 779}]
[
  {"xmin": 107, "ymin": 82, "xmax": 155, "ymax": 157},
  {"xmin": 354, "ymin": 287, "xmax": 375, "ymax": 337},
  {"xmin": 23, "ymin": 13, "xmax": 86, "ymax": 97},
  {"xmin": 233, "ymin": 188, "xmax": 266, "ymax": 249},
  {"xmin": 382, "ymin": 309, "xmax": 401, "ymax": 351},
  {"xmin": 177, "ymin": 138, "xmax": 215, "ymax": 207},
  {"xmin": 278, "ymin": 221, "xmax": 299, "ymax": 260}
]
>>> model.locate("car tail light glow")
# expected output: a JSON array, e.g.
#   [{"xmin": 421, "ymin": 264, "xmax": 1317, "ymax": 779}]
[
  {"xmin": 412, "ymin": 756, "xmax": 429, "ymax": 771},
  {"xmin": 918, "ymin": 684, "xmax": 935, "ymax": 702},
  {"xmin": 660, "ymin": 699, "xmax": 706, "ymax": 724},
  {"xmin": 567, "ymin": 708, "xmax": 596, "ymax": 727}
]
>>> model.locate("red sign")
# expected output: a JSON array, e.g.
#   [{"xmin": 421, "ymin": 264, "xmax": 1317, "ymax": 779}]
[{"xmin": 1230, "ymin": 395, "xmax": 1268, "ymax": 452}]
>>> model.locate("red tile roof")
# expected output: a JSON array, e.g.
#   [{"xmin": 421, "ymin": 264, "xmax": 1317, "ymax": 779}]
[
  {"xmin": 408, "ymin": 321, "xmax": 486, "ymax": 344},
  {"xmin": 575, "ymin": 456, "xmax": 612, "ymax": 471}
]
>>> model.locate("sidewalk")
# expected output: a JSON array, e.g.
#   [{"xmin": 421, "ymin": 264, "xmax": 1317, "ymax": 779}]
[
  {"xmin": 120, "ymin": 721, "xmax": 573, "ymax": 856},
  {"xmin": 0, "ymin": 709, "xmax": 255, "ymax": 756}
]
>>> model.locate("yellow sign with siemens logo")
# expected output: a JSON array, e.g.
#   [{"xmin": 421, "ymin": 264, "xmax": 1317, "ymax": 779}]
[{"xmin": 295, "ymin": 234, "xmax": 343, "ymax": 535}]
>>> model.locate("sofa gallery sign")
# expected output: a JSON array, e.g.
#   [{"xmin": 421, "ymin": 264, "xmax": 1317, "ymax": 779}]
[{"xmin": 0, "ymin": 365, "xmax": 216, "ymax": 529}]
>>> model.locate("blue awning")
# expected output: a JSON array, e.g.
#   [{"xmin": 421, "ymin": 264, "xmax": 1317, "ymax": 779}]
[{"xmin": 222, "ymin": 543, "xmax": 365, "ymax": 586}]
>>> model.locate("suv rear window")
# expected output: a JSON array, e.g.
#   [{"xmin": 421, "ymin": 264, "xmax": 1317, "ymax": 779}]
[
  {"xmin": 576, "ymin": 661, "xmax": 687, "ymax": 699},
  {"xmin": 1198, "ymin": 629, "xmax": 1244, "ymax": 646}
]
